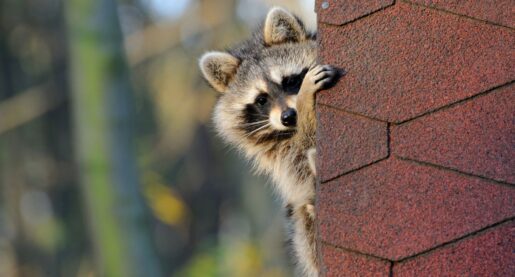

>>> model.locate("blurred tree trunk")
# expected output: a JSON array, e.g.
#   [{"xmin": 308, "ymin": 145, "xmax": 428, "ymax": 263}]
[{"xmin": 65, "ymin": 1, "xmax": 162, "ymax": 276}]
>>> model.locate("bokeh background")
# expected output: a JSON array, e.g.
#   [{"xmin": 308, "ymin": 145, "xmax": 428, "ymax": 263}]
[{"xmin": 0, "ymin": 0, "xmax": 317, "ymax": 276}]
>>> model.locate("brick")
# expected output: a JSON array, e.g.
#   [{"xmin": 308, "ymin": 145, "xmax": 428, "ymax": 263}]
[
  {"xmin": 317, "ymin": 158, "xmax": 515, "ymax": 260},
  {"xmin": 320, "ymin": 243, "xmax": 390, "ymax": 277},
  {"xmin": 412, "ymin": 0, "xmax": 515, "ymax": 28},
  {"xmin": 317, "ymin": 2, "xmax": 515, "ymax": 122},
  {"xmin": 315, "ymin": 0, "xmax": 394, "ymax": 26},
  {"xmin": 392, "ymin": 84, "xmax": 515, "ymax": 184},
  {"xmin": 393, "ymin": 220, "xmax": 515, "ymax": 276},
  {"xmin": 316, "ymin": 105, "xmax": 388, "ymax": 182}
]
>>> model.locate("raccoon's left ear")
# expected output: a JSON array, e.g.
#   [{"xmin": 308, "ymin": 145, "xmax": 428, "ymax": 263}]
[
  {"xmin": 199, "ymin": 51, "xmax": 240, "ymax": 93},
  {"xmin": 263, "ymin": 7, "xmax": 307, "ymax": 45}
]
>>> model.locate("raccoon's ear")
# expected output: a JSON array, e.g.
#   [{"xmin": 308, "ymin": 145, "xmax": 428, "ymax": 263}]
[
  {"xmin": 263, "ymin": 7, "xmax": 307, "ymax": 45},
  {"xmin": 199, "ymin": 51, "xmax": 240, "ymax": 93}
]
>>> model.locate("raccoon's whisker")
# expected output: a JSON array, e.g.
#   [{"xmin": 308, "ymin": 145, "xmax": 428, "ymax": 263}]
[
  {"xmin": 246, "ymin": 123, "xmax": 270, "ymax": 137},
  {"xmin": 242, "ymin": 120, "xmax": 269, "ymax": 127},
  {"xmin": 242, "ymin": 120, "xmax": 268, "ymax": 126},
  {"xmin": 249, "ymin": 123, "xmax": 270, "ymax": 135}
]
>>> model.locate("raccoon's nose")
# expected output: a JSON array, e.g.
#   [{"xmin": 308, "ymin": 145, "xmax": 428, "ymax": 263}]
[{"xmin": 281, "ymin": 108, "xmax": 297, "ymax": 127}]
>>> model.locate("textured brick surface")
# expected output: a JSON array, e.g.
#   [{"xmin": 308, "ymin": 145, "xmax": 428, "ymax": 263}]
[
  {"xmin": 412, "ymin": 0, "xmax": 515, "ymax": 28},
  {"xmin": 318, "ymin": 158, "xmax": 515, "ymax": 260},
  {"xmin": 321, "ymin": 243, "xmax": 390, "ymax": 277},
  {"xmin": 315, "ymin": 0, "xmax": 394, "ymax": 26},
  {"xmin": 393, "ymin": 220, "xmax": 515, "ymax": 276},
  {"xmin": 392, "ymin": 84, "xmax": 515, "ymax": 184},
  {"xmin": 317, "ymin": 2, "xmax": 515, "ymax": 122},
  {"xmin": 317, "ymin": 105, "xmax": 388, "ymax": 182}
]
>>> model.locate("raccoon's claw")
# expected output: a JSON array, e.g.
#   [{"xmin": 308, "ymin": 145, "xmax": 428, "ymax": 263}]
[
  {"xmin": 301, "ymin": 64, "xmax": 340, "ymax": 95},
  {"xmin": 314, "ymin": 66, "xmax": 336, "ymax": 83}
]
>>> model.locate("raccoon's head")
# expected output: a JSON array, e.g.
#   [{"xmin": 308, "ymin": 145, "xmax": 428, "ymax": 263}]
[{"xmin": 200, "ymin": 7, "xmax": 317, "ymax": 151}]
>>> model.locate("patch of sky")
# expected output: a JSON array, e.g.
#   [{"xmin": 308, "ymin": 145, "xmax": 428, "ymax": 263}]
[{"xmin": 142, "ymin": 0, "xmax": 191, "ymax": 21}]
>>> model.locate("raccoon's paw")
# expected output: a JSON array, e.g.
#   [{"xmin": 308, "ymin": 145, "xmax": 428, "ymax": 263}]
[{"xmin": 300, "ymin": 64, "xmax": 340, "ymax": 95}]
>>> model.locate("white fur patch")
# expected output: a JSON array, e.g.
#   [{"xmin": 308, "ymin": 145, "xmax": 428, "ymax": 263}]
[
  {"xmin": 286, "ymin": 95, "xmax": 297, "ymax": 109},
  {"xmin": 255, "ymin": 79, "xmax": 268, "ymax": 92},
  {"xmin": 244, "ymin": 88, "xmax": 261, "ymax": 104},
  {"xmin": 269, "ymin": 67, "xmax": 282, "ymax": 83},
  {"xmin": 269, "ymin": 106, "xmax": 287, "ymax": 130},
  {"xmin": 306, "ymin": 148, "xmax": 317, "ymax": 176}
]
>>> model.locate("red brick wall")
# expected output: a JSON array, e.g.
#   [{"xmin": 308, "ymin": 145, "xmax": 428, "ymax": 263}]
[{"xmin": 314, "ymin": 1, "xmax": 514, "ymax": 276}]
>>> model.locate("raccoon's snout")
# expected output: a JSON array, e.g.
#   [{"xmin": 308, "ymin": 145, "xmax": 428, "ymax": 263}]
[{"xmin": 281, "ymin": 108, "xmax": 297, "ymax": 127}]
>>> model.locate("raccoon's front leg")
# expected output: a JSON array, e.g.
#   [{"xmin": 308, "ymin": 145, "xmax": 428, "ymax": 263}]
[
  {"xmin": 288, "ymin": 203, "xmax": 318, "ymax": 277},
  {"xmin": 291, "ymin": 65, "xmax": 338, "ymax": 276},
  {"xmin": 296, "ymin": 65, "xmax": 339, "ymax": 141}
]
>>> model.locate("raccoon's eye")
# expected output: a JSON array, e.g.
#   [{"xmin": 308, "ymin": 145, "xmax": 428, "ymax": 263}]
[
  {"xmin": 255, "ymin": 94, "xmax": 268, "ymax": 106},
  {"xmin": 282, "ymin": 68, "xmax": 308, "ymax": 94}
]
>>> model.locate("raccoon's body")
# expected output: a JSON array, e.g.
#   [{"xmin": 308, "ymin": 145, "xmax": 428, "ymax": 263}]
[{"xmin": 199, "ymin": 7, "xmax": 339, "ymax": 277}]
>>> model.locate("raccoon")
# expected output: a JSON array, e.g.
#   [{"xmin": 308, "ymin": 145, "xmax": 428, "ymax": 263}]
[{"xmin": 199, "ymin": 7, "xmax": 340, "ymax": 277}]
